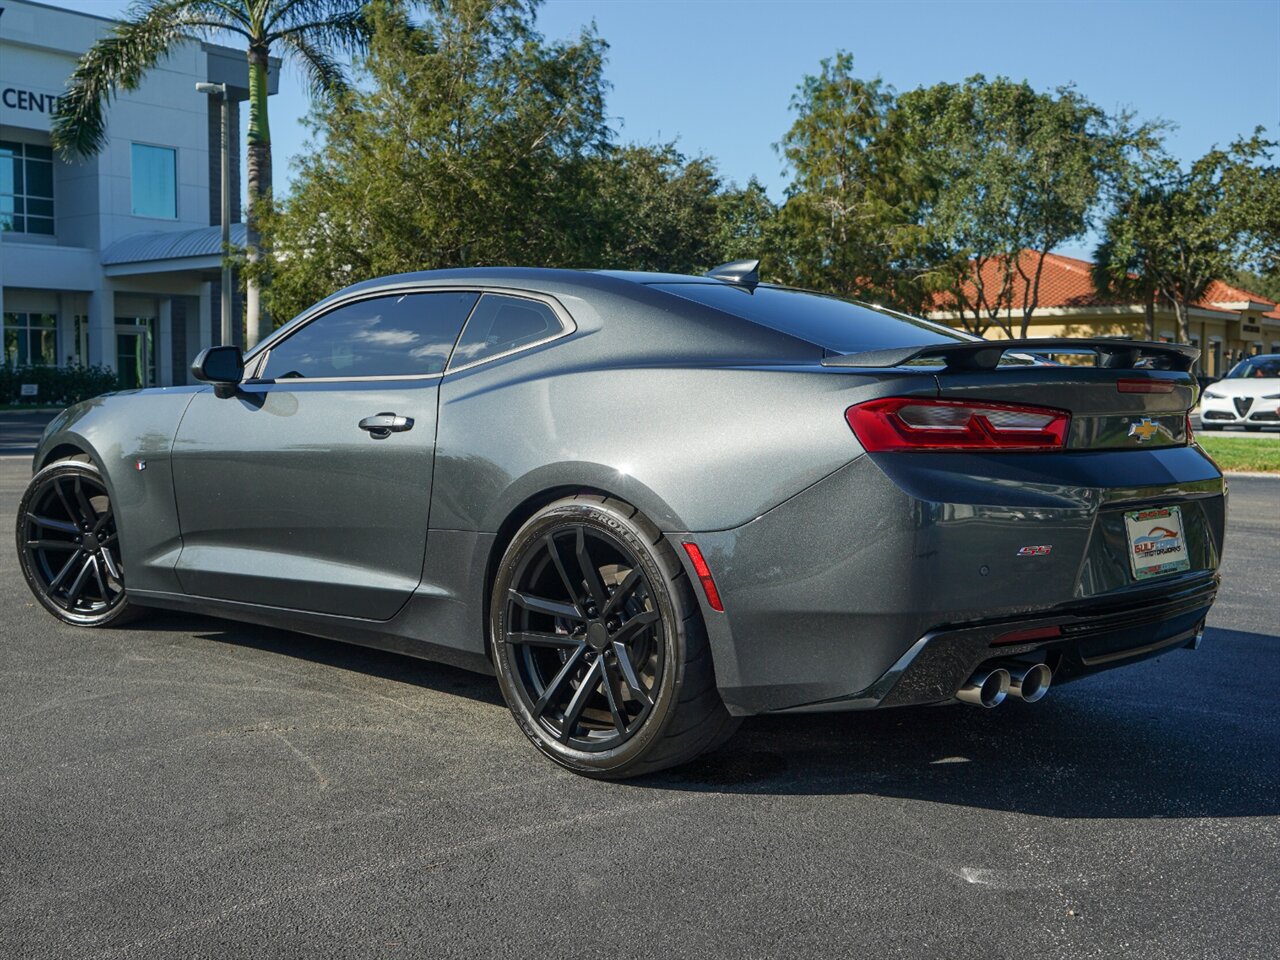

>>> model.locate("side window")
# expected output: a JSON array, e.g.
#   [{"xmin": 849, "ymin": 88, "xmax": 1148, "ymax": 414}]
[
  {"xmin": 449, "ymin": 294, "xmax": 563, "ymax": 369},
  {"xmin": 260, "ymin": 291, "xmax": 479, "ymax": 380}
]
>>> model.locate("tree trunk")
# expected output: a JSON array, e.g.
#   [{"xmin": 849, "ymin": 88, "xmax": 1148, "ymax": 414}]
[
  {"xmin": 1144, "ymin": 291, "xmax": 1155, "ymax": 341},
  {"xmin": 245, "ymin": 44, "xmax": 273, "ymax": 348}
]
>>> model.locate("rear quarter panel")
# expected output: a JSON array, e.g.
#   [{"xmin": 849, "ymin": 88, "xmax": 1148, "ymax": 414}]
[{"xmin": 432, "ymin": 348, "xmax": 932, "ymax": 534}]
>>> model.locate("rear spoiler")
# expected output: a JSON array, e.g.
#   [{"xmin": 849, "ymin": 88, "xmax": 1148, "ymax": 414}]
[{"xmin": 821, "ymin": 338, "xmax": 1199, "ymax": 373}]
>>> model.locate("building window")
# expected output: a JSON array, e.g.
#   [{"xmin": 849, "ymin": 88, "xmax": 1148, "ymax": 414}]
[
  {"xmin": 3, "ymin": 312, "xmax": 58, "ymax": 367},
  {"xmin": 131, "ymin": 143, "xmax": 177, "ymax": 219},
  {"xmin": 0, "ymin": 140, "xmax": 55, "ymax": 235}
]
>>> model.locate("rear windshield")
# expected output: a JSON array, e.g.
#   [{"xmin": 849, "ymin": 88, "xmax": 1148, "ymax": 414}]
[{"xmin": 650, "ymin": 282, "xmax": 970, "ymax": 355}]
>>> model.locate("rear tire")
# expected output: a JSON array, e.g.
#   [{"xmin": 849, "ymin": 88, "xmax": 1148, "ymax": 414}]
[
  {"xmin": 16, "ymin": 458, "xmax": 142, "ymax": 628},
  {"xmin": 490, "ymin": 495, "xmax": 739, "ymax": 778}
]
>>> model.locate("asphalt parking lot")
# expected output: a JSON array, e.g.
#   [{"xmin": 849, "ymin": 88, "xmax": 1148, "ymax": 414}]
[{"xmin": 2, "ymin": 451, "xmax": 1278, "ymax": 959}]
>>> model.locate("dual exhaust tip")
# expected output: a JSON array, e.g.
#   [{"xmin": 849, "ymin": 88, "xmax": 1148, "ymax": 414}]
[{"xmin": 957, "ymin": 662, "xmax": 1052, "ymax": 708}]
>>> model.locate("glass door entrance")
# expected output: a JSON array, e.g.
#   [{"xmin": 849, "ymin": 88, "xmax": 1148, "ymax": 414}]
[{"xmin": 115, "ymin": 318, "xmax": 156, "ymax": 389}]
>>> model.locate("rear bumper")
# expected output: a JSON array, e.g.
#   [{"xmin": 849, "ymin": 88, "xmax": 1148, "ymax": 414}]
[
  {"xmin": 841, "ymin": 572, "xmax": 1215, "ymax": 713},
  {"xmin": 683, "ymin": 447, "xmax": 1225, "ymax": 716}
]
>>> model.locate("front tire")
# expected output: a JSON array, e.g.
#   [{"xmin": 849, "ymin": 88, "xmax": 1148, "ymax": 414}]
[
  {"xmin": 16, "ymin": 458, "xmax": 140, "ymax": 627},
  {"xmin": 490, "ymin": 495, "xmax": 738, "ymax": 778}
]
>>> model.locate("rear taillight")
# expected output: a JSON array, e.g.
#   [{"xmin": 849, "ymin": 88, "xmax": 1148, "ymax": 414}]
[{"xmin": 845, "ymin": 397, "xmax": 1070, "ymax": 452}]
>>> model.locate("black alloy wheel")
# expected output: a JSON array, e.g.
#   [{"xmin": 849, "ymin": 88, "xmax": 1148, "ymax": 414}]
[
  {"xmin": 491, "ymin": 495, "xmax": 738, "ymax": 778},
  {"xmin": 16, "ymin": 459, "xmax": 137, "ymax": 627}
]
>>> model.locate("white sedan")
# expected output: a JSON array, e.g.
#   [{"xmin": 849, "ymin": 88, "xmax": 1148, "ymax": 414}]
[{"xmin": 1199, "ymin": 354, "xmax": 1280, "ymax": 431}]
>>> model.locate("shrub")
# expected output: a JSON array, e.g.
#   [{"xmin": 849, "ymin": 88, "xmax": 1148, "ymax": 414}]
[{"xmin": 0, "ymin": 364, "xmax": 119, "ymax": 407}]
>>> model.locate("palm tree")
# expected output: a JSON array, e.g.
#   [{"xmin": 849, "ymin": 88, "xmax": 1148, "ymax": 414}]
[{"xmin": 51, "ymin": 0, "xmax": 370, "ymax": 347}]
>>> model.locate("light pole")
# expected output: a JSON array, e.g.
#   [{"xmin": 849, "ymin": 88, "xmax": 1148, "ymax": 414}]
[{"xmin": 195, "ymin": 81, "xmax": 232, "ymax": 347}]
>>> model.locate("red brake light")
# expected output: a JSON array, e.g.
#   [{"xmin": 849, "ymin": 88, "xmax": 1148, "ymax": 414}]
[
  {"xmin": 845, "ymin": 397, "xmax": 1070, "ymax": 452},
  {"xmin": 681, "ymin": 542, "xmax": 724, "ymax": 612},
  {"xmin": 1116, "ymin": 378, "xmax": 1176, "ymax": 394}
]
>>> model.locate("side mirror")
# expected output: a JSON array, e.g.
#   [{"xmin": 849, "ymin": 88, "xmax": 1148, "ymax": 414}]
[{"xmin": 191, "ymin": 346, "xmax": 244, "ymax": 398}]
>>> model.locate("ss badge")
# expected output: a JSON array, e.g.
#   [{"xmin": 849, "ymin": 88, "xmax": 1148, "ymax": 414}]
[{"xmin": 1017, "ymin": 545, "xmax": 1052, "ymax": 557}]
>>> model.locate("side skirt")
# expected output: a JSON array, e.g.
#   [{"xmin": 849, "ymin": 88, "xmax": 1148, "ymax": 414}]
[{"xmin": 127, "ymin": 588, "xmax": 495, "ymax": 676}]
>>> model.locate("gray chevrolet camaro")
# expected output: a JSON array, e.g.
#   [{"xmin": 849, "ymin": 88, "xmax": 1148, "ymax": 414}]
[{"xmin": 16, "ymin": 261, "xmax": 1225, "ymax": 778}]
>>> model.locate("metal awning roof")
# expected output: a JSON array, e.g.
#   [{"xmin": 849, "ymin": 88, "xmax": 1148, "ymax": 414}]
[{"xmin": 102, "ymin": 223, "xmax": 247, "ymax": 275}]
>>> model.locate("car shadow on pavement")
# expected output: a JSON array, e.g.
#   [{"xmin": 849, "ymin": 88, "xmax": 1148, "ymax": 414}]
[
  {"xmin": 129, "ymin": 610, "xmax": 507, "ymax": 707},
  {"xmin": 651, "ymin": 627, "xmax": 1279, "ymax": 819},
  {"xmin": 131, "ymin": 613, "xmax": 1276, "ymax": 820}
]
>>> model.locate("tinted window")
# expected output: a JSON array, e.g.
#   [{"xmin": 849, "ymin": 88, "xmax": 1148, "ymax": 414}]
[
  {"xmin": 261, "ymin": 291, "xmax": 479, "ymax": 380},
  {"xmin": 131, "ymin": 144, "xmax": 176, "ymax": 219},
  {"xmin": 449, "ymin": 294, "xmax": 563, "ymax": 368},
  {"xmin": 650, "ymin": 283, "xmax": 969, "ymax": 354}
]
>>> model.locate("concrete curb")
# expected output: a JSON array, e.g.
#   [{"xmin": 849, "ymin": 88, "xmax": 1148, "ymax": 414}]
[{"xmin": 1224, "ymin": 471, "xmax": 1280, "ymax": 479}]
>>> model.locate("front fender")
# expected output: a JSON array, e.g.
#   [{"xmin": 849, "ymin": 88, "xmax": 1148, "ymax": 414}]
[{"xmin": 35, "ymin": 388, "xmax": 202, "ymax": 595}]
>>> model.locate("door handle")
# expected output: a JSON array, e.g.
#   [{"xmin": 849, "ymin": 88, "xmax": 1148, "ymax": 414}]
[{"xmin": 359, "ymin": 412, "xmax": 414, "ymax": 439}]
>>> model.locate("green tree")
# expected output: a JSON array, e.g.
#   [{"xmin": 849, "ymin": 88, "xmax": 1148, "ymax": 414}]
[
  {"xmin": 1094, "ymin": 133, "xmax": 1280, "ymax": 346},
  {"xmin": 255, "ymin": 0, "xmax": 610, "ymax": 321},
  {"xmin": 773, "ymin": 53, "xmax": 926, "ymax": 312},
  {"xmin": 51, "ymin": 0, "xmax": 370, "ymax": 345},
  {"xmin": 897, "ymin": 75, "xmax": 1145, "ymax": 336},
  {"xmin": 584, "ymin": 144, "xmax": 726, "ymax": 273}
]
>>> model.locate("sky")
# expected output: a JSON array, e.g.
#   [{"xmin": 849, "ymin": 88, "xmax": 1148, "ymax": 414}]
[{"xmin": 48, "ymin": 0, "xmax": 1280, "ymax": 257}]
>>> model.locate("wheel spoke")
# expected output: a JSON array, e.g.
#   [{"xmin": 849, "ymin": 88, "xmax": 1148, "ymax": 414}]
[
  {"xmin": 544, "ymin": 533, "xmax": 584, "ymax": 612},
  {"xmin": 575, "ymin": 527, "xmax": 608, "ymax": 608},
  {"xmin": 612, "ymin": 640, "xmax": 653, "ymax": 707},
  {"xmin": 558, "ymin": 657, "xmax": 602, "ymax": 741},
  {"xmin": 53, "ymin": 478, "xmax": 78, "ymax": 525},
  {"xmin": 532, "ymin": 644, "xmax": 586, "ymax": 718},
  {"xmin": 610, "ymin": 610, "xmax": 659, "ymax": 646},
  {"xmin": 600, "ymin": 658, "xmax": 629, "ymax": 735},
  {"xmin": 73, "ymin": 477, "xmax": 98, "ymax": 524},
  {"xmin": 46, "ymin": 550, "xmax": 85, "ymax": 593},
  {"xmin": 601, "ymin": 567, "xmax": 643, "ymax": 618},
  {"xmin": 64, "ymin": 554, "xmax": 96, "ymax": 605},
  {"xmin": 29, "ymin": 515, "xmax": 79, "ymax": 535},
  {"xmin": 508, "ymin": 631, "xmax": 582, "ymax": 649},
  {"xmin": 90, "ymin": 554, "xmax": 110, "ymax": 600},
  {"xmin": 100, "ymin": 547, "xmax": 122, "ymax": 583},
  {"xmin": 509, "ymin": 589, "xmax": 584, "ymax": 622},
  {"xmin": 27, "ymin": 539, "xmax": 78, "ymax": 551}
]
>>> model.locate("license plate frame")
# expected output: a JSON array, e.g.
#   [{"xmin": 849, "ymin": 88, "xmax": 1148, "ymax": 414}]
[{"xmin": 1123, "ymin": 505, "xmax": 1191, "ymax": 580}]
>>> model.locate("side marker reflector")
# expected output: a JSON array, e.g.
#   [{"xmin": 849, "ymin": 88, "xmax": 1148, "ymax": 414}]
[
  {"xmin": 992, "ymin": 624, "xmax": 1062, "ymax": 646},
  {"xmin": 681, "ymin": 541, "xmax": 724, "ymax": 612}
]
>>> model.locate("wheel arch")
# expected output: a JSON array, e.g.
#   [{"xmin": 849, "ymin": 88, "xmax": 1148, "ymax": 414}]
[
  {"xmin": 37, "ymin": 441, "xmax": 94, "ymax": 470},
  {"xmin": 479, "ymin": 478, "xmax": 679, "ymax": 664}
]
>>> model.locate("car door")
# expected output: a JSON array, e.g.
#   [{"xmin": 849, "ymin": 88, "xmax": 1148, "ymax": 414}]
[{"xmin": 170, "ymin": 289, "xmax": 479, "ymax": 620}]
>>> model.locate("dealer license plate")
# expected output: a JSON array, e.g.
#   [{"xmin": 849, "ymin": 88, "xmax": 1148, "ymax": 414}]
[{"xmin": 1124, "ymin": 505, "xmax": 1191, "ymax": 580}]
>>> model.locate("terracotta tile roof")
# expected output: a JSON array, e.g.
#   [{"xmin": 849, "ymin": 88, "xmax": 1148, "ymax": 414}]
[{"xmin": 930, "ymin": 250, "xmax": 1279, "ymax": 317}]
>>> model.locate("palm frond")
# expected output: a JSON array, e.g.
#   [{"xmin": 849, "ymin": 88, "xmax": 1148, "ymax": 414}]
[
  {"xmin": 52, "ymin": 0, "xmax": 250, "ymax": 159},
  {"xmin": 265, "ymin": 0, "xmax": 370, "ymax": 52},
  {"xmin": 273, "ymin": 27, "xmax": 349, "ymax": 99}
]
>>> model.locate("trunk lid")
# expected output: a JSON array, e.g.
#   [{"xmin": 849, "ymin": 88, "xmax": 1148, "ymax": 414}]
[{"xmin": 932, "ymin": 366, "xmax": 1195, "ymax": 449}]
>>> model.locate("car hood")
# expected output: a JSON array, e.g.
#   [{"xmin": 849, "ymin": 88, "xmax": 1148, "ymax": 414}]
[{"xmin": 1202, "ymin": 378, "xmax": 1280, "ymax": 398}]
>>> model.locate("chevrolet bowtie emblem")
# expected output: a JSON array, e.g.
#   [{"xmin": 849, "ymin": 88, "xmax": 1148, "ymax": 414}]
[{"xmin": 1128, "ymin": 418, "xmax": 1160, "ymax": 443}]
